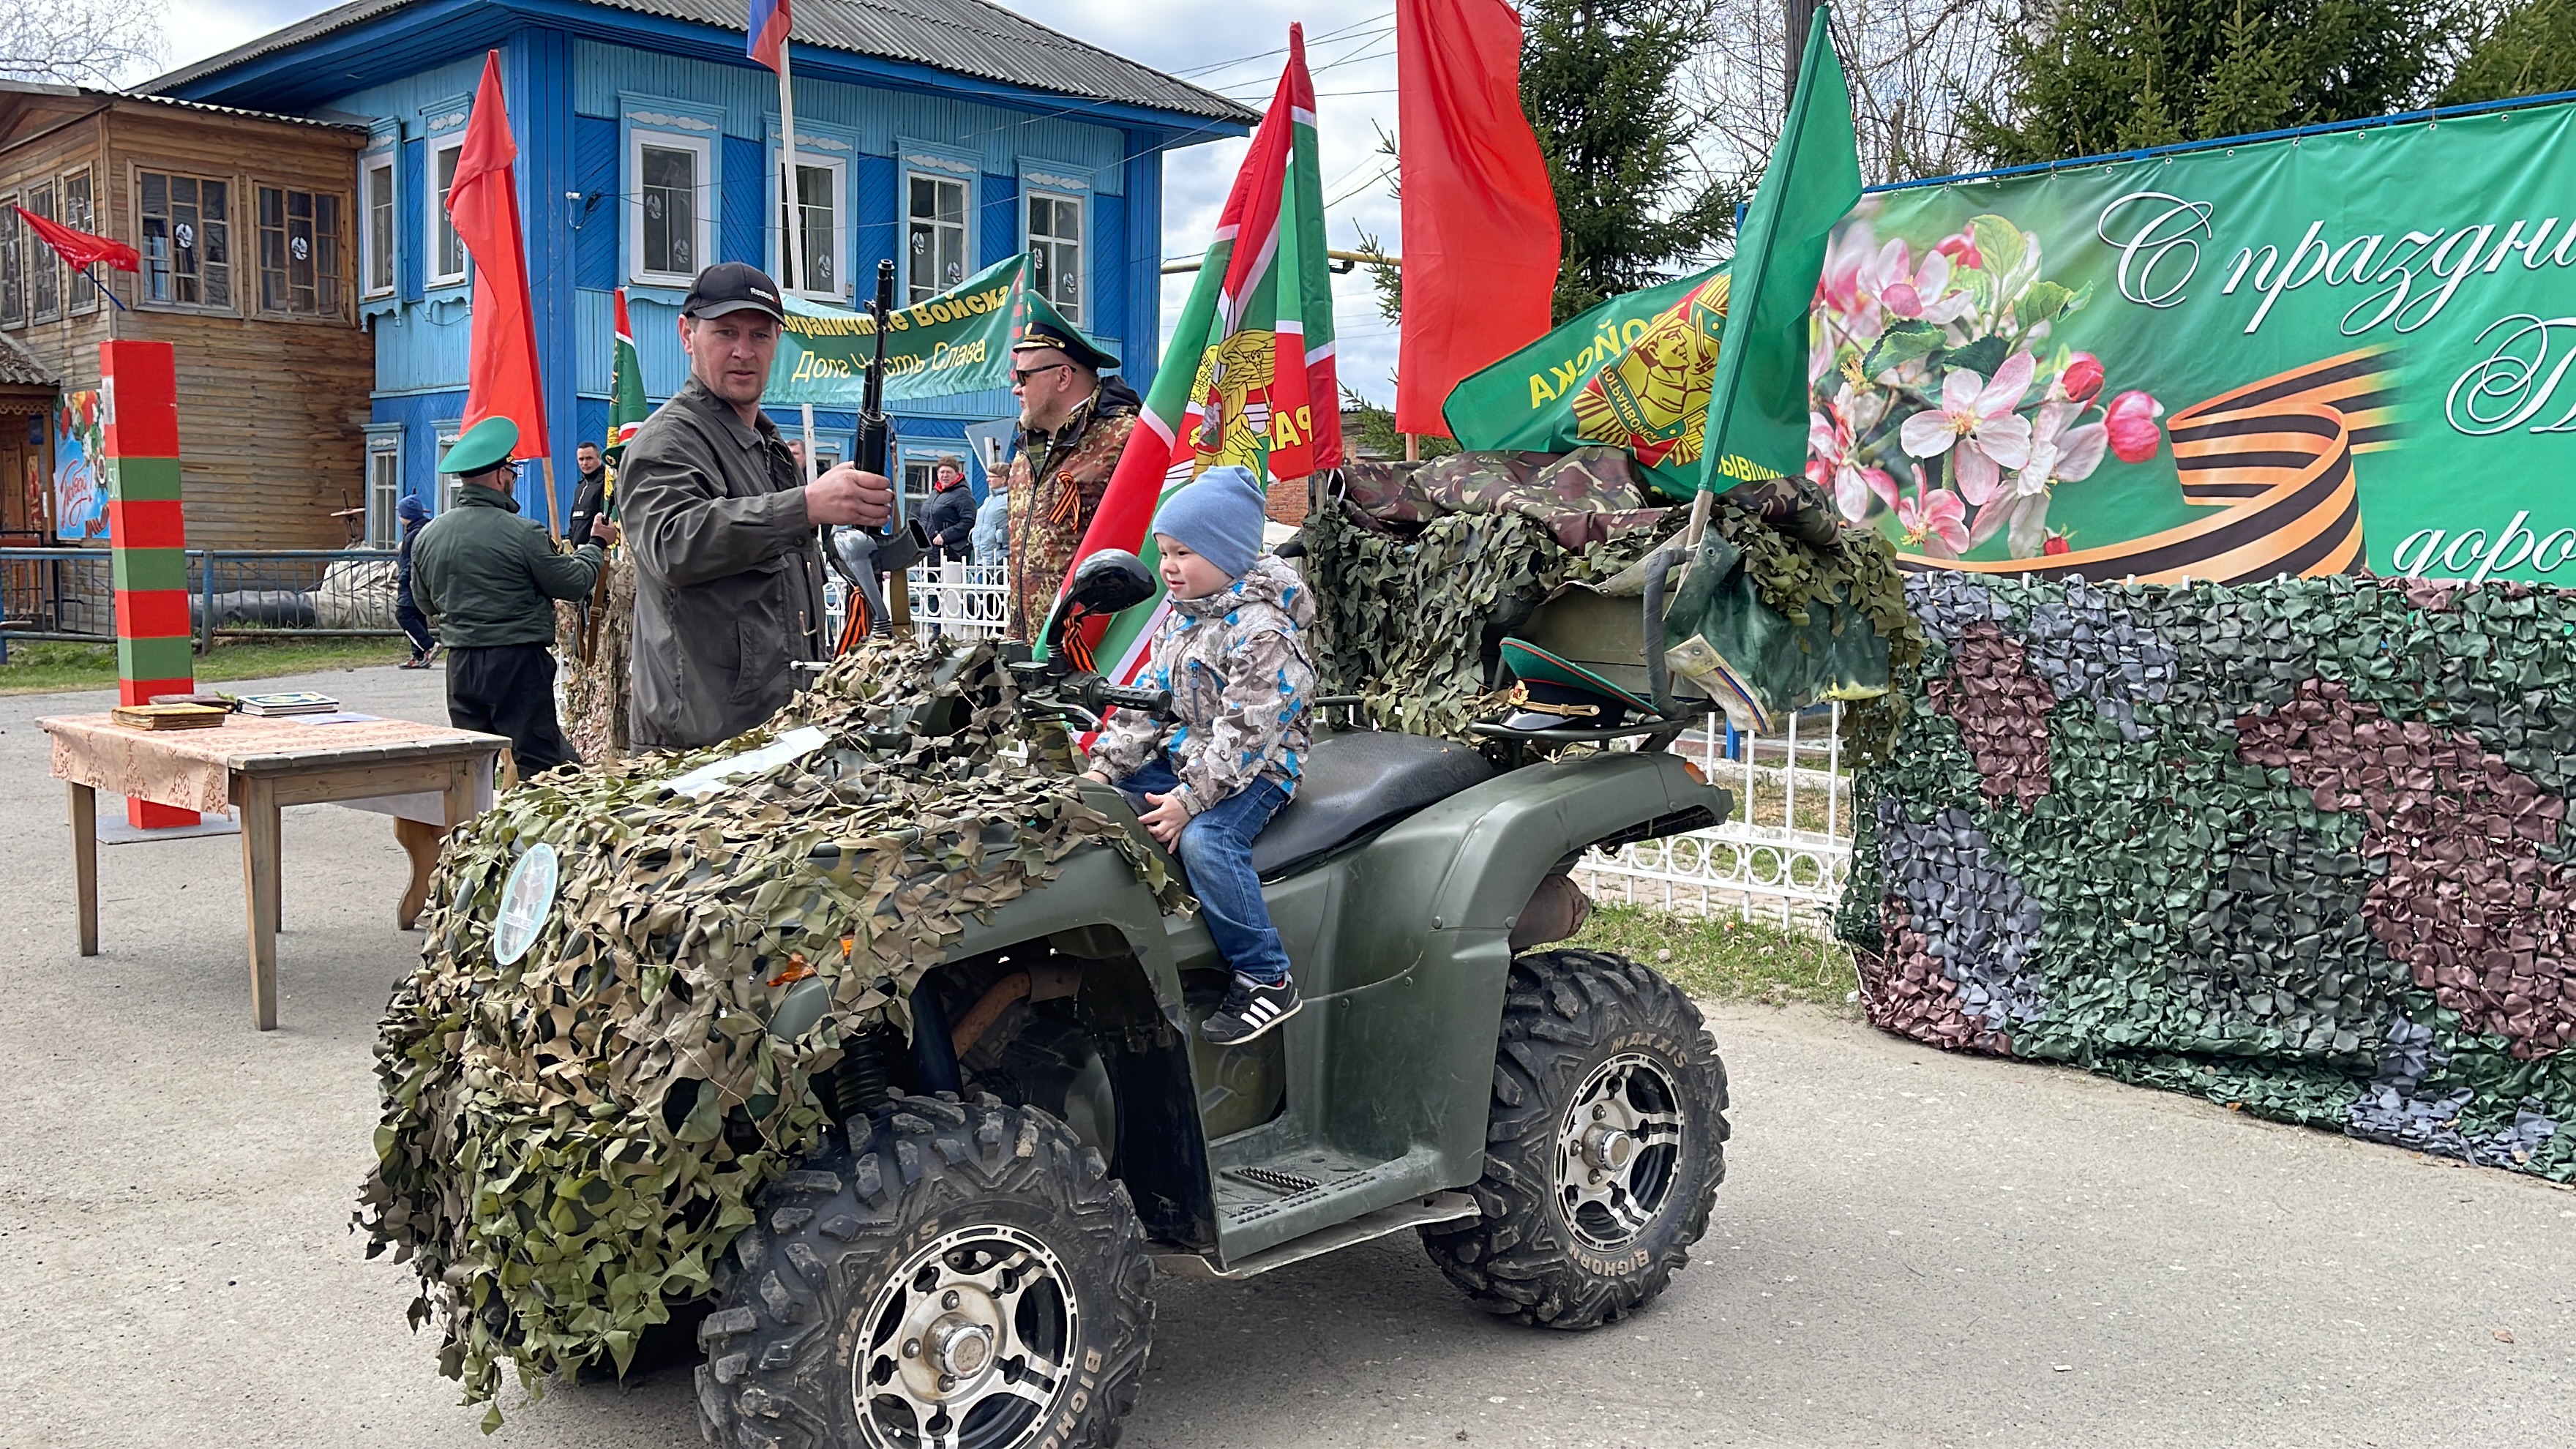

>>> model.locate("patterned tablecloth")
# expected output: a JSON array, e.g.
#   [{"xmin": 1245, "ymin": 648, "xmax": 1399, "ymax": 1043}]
[{"xmin": 40, "ymin": 712, "xmax": 500, "ymax": 815}]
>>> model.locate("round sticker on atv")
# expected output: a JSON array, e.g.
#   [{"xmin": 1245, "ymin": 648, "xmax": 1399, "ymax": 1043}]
[{"xmin": 491, "ymin": 843, "xmax": 558, "ymax": 966}]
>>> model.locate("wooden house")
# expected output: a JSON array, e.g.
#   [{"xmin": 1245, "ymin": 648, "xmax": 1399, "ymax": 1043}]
[
  {"xmin": 143, "ymin": 0, "xmax": 1257, "ymax": 531},
  {"xmin": 0, "ymin": 83, "xmax": 373, "ymax": 548}
]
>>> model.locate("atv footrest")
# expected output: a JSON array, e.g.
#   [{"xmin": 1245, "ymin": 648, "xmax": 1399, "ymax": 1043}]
[{"xmin": 1153, "ymin": 1191, "xmax": 1479, "ymax": 1282}]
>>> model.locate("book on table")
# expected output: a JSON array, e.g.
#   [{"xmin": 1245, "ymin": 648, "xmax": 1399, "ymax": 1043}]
[
  {"xmin": 109, "ymin": 703, "xmax": 231, "ymax": 730},
  {"xmin": 233, "ymin": 691, "xmax": 342, "ymax": 716}
]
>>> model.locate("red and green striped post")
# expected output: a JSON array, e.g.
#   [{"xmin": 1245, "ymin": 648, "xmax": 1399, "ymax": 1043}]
[{"xmin": 100, "ymin": 340, "xmax": 199, "ymax": 829}]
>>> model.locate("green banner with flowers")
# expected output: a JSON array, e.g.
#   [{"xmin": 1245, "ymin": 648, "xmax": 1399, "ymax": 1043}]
[{"xmin": 1813, "ymin": 96, "xmax": 2576, "ymax": 583}]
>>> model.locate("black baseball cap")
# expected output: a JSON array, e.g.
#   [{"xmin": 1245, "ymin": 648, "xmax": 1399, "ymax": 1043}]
[{"xmin": 682, "ymin": 262, "xmax": 786, "ymax": 322}]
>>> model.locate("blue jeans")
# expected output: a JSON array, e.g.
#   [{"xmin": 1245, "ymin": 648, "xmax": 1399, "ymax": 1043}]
[{"xmin": 1115, "ymin": 757, "xmax": 1294, "ymax": 986}]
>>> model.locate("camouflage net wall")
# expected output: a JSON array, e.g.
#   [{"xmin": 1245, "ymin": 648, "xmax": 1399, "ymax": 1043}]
[
  {"xmin": 360, "ymin": 639, "xmax": 1184, "ymax": 1410},
  {"xmin": 1839, "ymin": 571, "xmax": 2576, "ymax": 1180}
]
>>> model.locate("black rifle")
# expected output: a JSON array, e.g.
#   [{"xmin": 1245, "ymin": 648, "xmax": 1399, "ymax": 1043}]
[{"xmin": 827, "ymin": 258, "xmax": 925, "ymax": 637}]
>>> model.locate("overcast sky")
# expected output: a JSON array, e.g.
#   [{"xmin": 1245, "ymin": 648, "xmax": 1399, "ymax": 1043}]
[{"xmin": 162, "ymin": 0, "xmax": 1410, "ymax": 402}]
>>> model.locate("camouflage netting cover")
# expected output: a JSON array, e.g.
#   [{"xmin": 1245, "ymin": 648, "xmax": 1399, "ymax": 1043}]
[
  {"xmin": 1307, "ymin": 449, "xmax": 1921, "ymax": 759},
  {"xmin": 1840, "ymin": 570, "xmax": 2576, "ymax": 1179},
  {"xmin": 360, "ymin": 638, "xmax": 1185, "ymax": 1412}
]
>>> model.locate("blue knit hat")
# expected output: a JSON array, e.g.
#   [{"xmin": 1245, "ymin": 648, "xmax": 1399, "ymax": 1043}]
[{"xmin": 1152, "ymin": 465, "xmax": 1267, "ymax": 579}]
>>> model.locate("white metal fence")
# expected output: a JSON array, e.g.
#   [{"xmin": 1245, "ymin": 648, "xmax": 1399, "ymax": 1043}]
[
  {"xmin": 824, "ymin": 560, "xmax": 1011, "ymax": 643},
  {"xmin": 1576, "ymin": 703, "xmax": 1855, "ymax": 930}
]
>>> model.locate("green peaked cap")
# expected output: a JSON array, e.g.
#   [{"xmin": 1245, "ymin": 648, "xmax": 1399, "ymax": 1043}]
[
  {"xmin": 1498, "ymin": 637, "xmax": 1658, "ymax": 716},
  {"xmin": 439, "ymin": 416, "xmax": 520, "ymax": 476}
]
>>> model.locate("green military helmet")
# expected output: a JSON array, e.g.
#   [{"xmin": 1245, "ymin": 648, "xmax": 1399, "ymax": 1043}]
[
  {"xmin": 1496, "ymin": 637, "xmax": 1658, "ymax": 730},
  {"xmin": 439, "ymin": 416, "xmax": 520, "ymax": 476}
]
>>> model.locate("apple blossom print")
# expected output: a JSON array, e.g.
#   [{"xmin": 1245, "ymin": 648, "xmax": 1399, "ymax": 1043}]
[{"xmin": 1810, "ymin": 211, "xmax": 2160, "ymax": 560}]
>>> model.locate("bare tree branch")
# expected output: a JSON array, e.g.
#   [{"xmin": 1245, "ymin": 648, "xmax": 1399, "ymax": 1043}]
[
  {"xmin": 1680, "ymin": 0, "xmax": 2010, "ymax": 190},
  {"xmin": 0, "ymin": 0, "xmax": 167, "ymax": 89}
]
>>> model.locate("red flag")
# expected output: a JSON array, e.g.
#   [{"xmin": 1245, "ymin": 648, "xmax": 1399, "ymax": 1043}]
[
  {"xmin": 15, "ymin": 206, "xmax": 140, "ymax": 273},
  {"xmin": 1394, "ymin": 0, "xmax": 1561, "ymax": 436},
  {"xmin": 447, "ymin": 51, "xmax": 548, "ymax": 460}
]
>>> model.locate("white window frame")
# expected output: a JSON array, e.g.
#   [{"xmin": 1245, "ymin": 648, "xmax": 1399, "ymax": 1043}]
[
  {"xmin": 904, "ymin": 168, "xmax": 971, "ymax": 303},
  {"xmin": 1024, "ymin": 187, "xmax": 1084, "ymax": 326},
  {"xmin": 629, "ymin": 128, "xmax": 713, "ymax": 288},
  {"xmin": 427, "ymin": 135, "xmax": 467, "ymax": 289},
  {"xmin": 434, "ymin": 422, "xmax": 463, "ymax": 512},
  {"xmin": 361, "ymin": 149, "xmax": 397, "ymax": 299},
  {"xmin": 364, "ymin": 427, "xmax": 403, "ymax": 546},
  {"xmin": 771, "ymin": 145, "xmax": 848, "ymax": 301}
]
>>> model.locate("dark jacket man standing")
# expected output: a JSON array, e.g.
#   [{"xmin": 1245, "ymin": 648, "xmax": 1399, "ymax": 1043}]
[
  {"xmin": 1002, "ymin": 321, "xmax": 1137, "ymax": 643},
  {"xmin": 616, "ymin": 263, "xmax": 894, "ymax": 749},
  {"xmin": 918, "ymin": 455, "xmax": 977, "ymax": 564},
  {"xmin": 410, "ymin": 417, "xmax": 609, "ymax": 777},
  {"xmin": 566, "ymin": 441, "xmax": 610, "ymax": 544},
  {"xmin": 394, "ymin": 493, "xmax": 435, "ymax": 667}
]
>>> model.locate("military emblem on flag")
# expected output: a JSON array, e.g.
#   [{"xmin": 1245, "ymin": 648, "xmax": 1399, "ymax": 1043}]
[{"xmin": 1052, "ymin": 23, "xmax": 1342, "ymax": 684}]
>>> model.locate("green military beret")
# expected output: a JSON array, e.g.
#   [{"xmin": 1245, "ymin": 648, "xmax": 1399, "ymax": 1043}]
[
  {"xmin": 1013, "ymin": 318, "xmax": 1118, "ymax": 373},
  {"xmin": 439, "ymin": 416, "xmax": 520, "ymax": 476},
  {"xmin": 1499, "ymin": 637, "xmax": 1659, "ymax": 719}
]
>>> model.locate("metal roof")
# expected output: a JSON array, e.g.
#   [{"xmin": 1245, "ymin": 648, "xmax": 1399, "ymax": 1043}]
[
  {"xmin": 0, "ymin": 332, "xmax": 56, "ymax": 389},
  {"xmin": 0, "ymin": 79, "xmax": 366, "ymax": 134},
  {"xmin": 143, "ymin": 0, "xmax": 1258, "ymax": 126}
]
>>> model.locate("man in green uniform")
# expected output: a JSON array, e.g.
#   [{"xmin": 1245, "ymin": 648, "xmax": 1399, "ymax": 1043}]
[{"xmin": 410, "ymin": 416, "xmax": 612, "ymax": 778}]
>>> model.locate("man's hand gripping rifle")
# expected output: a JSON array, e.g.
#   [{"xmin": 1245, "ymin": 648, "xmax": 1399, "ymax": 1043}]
[{"xmin": 827, "ymin": 258, "xmax": 929, "ymax": 650}]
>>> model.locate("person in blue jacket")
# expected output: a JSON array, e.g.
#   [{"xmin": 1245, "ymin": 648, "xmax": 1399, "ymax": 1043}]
[{"xmin": 394, "ymin": 493, "xmax": 435, "ymax": 668}]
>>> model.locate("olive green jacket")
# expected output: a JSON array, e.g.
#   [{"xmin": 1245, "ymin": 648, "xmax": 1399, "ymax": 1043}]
[
  {"xmin": 617, "ymin": 378, "xmax": 828, "ymax": 749},
  {"xmin": 409, "ymin": 486, "xmax": 604, "ymax": 648}
]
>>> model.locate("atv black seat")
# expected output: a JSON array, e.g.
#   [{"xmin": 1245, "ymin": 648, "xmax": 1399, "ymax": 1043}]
[{"xmin": 1252, "ymin": 731, "xmax": 1495, "ymax": 877}]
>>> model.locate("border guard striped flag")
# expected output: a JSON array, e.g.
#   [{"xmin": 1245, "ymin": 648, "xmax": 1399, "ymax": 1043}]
[
  {"xmin": 606, "ymin": 287, "xmax": 649, "ymax": 460},
  {"xmin": 1053, "ymin": 23, "xmax": 1341, "ymax": 677}
]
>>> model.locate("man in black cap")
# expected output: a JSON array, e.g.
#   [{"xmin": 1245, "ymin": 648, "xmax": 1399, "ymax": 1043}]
[
  {"xmin": 1001, "ymin": 319, "xmax": 1137, "ymax": 643},
  {"xmin": 617, "ymin": 261, "xmax": 896, "ymax": 749}
]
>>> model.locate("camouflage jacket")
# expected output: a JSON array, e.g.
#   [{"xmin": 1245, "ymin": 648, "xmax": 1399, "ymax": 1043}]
[
  {"xmin": 1003, "ymin": 377, "xmax": 1141, "ymax": 643},
  {"xmin": 1088, "ymin": 555, "xmax": 1317, "ymax": 816}
]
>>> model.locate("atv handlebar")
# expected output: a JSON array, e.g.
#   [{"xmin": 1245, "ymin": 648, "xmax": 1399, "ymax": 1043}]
[{"xmin": 1087, "ymin": 679, "xmax": 1173, "ymax": 718}]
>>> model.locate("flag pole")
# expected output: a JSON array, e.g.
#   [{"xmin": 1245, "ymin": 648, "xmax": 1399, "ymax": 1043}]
[{"xmin": 774, "ymin": 28, "xmax": 822, "ymax": 490}]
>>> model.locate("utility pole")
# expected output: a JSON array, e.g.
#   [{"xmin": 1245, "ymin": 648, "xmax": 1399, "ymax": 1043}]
[{"xmin": 1784, "ymin": 0, "xmax": 1820, "ymax": 115}]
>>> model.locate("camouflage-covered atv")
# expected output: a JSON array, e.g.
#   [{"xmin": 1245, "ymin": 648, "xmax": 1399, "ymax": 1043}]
[
  {"xmin": 375, "ymin": 552, "xmax": 1735, "ymax": 1449},
  {"xmin": 687, "ymin": 553, "xmax": 1732, "ymax": 1448}
]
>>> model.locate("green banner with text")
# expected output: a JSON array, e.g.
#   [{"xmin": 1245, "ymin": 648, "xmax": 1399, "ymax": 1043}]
[
  {"xmin": 1813, "ymin": 97, "xmax": 2576, "ymax": 583},
  {"xmin": 766, "ymin": 253, "xmax": 1103, "ymax": 406}
]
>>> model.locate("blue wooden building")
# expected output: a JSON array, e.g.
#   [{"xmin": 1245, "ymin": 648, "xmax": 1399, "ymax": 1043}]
[{"xmin": 143, "ymin": 0, "xmax": 1253, "ymax": 528}]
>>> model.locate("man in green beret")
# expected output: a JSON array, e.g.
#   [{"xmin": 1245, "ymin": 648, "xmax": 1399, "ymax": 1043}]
[{"xmin": 410, "ymin": 416, "xmax": 614, "ymax": 778}]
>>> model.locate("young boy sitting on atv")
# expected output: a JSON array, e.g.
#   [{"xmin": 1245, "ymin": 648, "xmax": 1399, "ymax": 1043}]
[{"xmin": 1083, "ymin": 465, "xmax": 1316, "ymax": 1044}]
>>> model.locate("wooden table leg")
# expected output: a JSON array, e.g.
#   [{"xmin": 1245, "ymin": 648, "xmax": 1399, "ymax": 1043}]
[
  {"xmin": 69, "ymin": 782, "xmax": 98, "ymax": 956},
  {"xmin": 237, "ymin": 775, "xmax": 282, "ymax": 1031},
  {"xmin": 394, "ymin": 816, "xmax": 443, "ymax": 930}
]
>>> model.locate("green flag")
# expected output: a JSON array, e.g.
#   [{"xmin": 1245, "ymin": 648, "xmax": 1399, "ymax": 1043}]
[
  {"xmin": 1698, "ymin": 4, "xmax": 1859, "ymax": 490},
  {"xmin": 1442, "ymin": 263, "xmax": 1726, "ymax": 499},
  {"xmin": 605, "ymin": 286, "xmax": 649, "ymax": 461}
]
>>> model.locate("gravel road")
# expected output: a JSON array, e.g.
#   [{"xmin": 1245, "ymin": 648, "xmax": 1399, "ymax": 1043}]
[{"xmin": 4, "ymin": 664, "xmax": 2571, "ymax": 1448}]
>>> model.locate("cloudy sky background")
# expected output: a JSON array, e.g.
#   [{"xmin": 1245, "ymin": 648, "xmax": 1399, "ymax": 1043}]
[{"xmin": 160, "ymin": 0, "xmax": 1414, "ymax": 402}]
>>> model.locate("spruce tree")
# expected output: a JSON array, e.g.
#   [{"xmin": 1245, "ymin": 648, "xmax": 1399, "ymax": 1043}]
[
  {"xmin": 2442, "ymin": 0, "xmax": 2576, "ymax": 105},
  {"xmin": 1519, "ymin": 0, "xmax": 1733, "ymax": 321},
  {"xmin": 1963, "ymin": 0, "xmax": 2439, "ymax": 165}
]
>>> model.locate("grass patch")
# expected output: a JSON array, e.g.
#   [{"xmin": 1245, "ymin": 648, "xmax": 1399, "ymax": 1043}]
[
  {"xmin": 1572, "ymin": 902, "xmax": 1859, "ymax": 1011},
  {"xmin": 0, "ymin": 636, "xmax": 408, "ymax": 694}
]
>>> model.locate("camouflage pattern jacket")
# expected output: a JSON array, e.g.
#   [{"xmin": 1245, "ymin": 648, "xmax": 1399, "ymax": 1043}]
[
  {"xmin": 1088, "ymin": 555, "xmax": 1317, "ymax": 817},
  {"xmin": 1003, "ymin": 376, "xmax": 1141, "ymax": 642}
]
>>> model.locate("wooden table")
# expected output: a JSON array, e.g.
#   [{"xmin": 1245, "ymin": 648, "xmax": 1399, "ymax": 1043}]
[{"xmin": 40, "ymin": 712, "xmax": 507, "ymax": 1030}]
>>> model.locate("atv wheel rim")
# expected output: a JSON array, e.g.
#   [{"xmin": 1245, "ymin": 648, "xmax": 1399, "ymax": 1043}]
[
  {"xmin": 854, "ymin": 1224, "xmax": 1078, "ymax": 1449},
  {"xmin": 1555, "ymin": 1052, "xmax": 1685, "ymax": 1252}
]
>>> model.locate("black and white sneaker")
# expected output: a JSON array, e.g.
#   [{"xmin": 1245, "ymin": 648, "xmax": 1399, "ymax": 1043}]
[{"xmin": 1202, "ymin": 974, "xmax": 1300, "ymax": 1044}]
